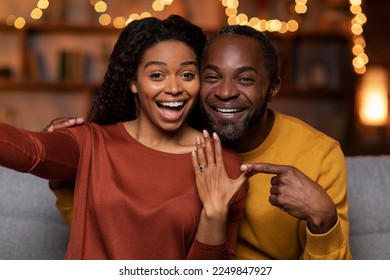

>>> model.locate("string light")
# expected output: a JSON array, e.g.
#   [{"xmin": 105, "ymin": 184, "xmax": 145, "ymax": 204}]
[
  {"xmin": 349, "ymin": 0, "xmax": 368, "ymax": 74},
  {"xmin": 4, "ymin": 0, "xmax": 305, "ymax": 32},
  {"xmin": 91, "ymin": 0, "xmax": 160, "ymax": 28},
  {"xmin": 30, "ymin": 0, "xmax": 49, "ymax": 21},
  {"xmin": 31, "ymin": 8, "xmax": 43, "ymax": 20},
  {"xmin": 98, "ymin": 13, "xmax": 111, "ymax": 26},
  {"xmin": 5, "ymin": 0, "xmax": 50, "ymax": 29},
  {"xmin": 37, "ymin": 0, "xmax": 49, "ymax": 10},
  {"xmin": 94, "ymin": 1, "xmax": 108, "ymax": 13},
  {"xmin": 14, "ymin": 17, "xmax": 26, "ymax": 29},
  {"xmin": 89, "ymin": 0, "xmax": 306, "ymax": 32},
  {"xmin": 2, "ymin": 0, "xmax": 369, "ymax": 76},
  {"xmin": 221, "ymin": 0, "xmax": 306, "ymax": 33}
]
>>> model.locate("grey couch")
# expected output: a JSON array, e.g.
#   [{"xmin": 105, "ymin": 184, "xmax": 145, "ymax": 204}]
[{"xmin": 1, "ymin": 155, "xmax": 390, "ymax": 260}]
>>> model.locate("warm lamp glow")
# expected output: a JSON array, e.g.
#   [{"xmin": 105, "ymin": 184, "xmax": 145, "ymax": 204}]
[{"xmin": 358, "ymin": 67, "xmax": 389, "ymax": 126}]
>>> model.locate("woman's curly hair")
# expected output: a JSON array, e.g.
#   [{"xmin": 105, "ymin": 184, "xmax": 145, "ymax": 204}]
[{"xmin": 87, "ymin": 15, "xmax": 207, "ymax": 125}]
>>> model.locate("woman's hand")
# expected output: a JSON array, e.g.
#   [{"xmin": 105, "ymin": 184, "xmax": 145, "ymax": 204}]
[
  {"xmin": 192, "ymin": 130, "xmax": 247, "ymax": 216},
  {"xmin": 191, "ymin": 130, "xmax": 248, "ymax": 244}
]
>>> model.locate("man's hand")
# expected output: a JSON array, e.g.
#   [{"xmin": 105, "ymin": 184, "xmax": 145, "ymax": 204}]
[
  {"xmin": 42, "ymin": 117, "xmax": 84, "ymax": 192},
  {"xmin": 42, "ymin": 117, "xmax": 85, "ymax": 132},
  {"xmin": 241, "ymin": 163, "xmax": 338, "ymax": 234}
]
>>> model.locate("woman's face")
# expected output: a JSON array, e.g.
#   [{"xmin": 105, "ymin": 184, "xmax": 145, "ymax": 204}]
[{"xmin": 131, "ymin": 40, "xmax": 199, "ymax": 133}]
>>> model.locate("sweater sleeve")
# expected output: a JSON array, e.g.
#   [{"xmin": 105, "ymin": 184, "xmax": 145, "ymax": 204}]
[
  {"xmin": 301, "ymin": 143, "xmax": 352, "ymax": 260},
  {"xmin": 0, "ymin": 122, "xmax": 79, "ymax": 180},
  {"xmin": 187, "ymin": 147, "xmax": 248, "ymax": 260}
]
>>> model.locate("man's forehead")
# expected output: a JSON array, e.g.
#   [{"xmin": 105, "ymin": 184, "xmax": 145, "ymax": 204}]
[
  {"xmin": 203, "ymin": 35, "xmax": 262, "ymax": 68},
  {"xmin": 209, "ymin": 34, "xmax": 258, "ymax": 47},
  {"xmin": 206, "ymin": 35, "xmax": 260, "ymax": 57}
]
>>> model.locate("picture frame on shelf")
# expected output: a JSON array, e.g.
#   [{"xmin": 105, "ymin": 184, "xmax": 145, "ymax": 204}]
[{"xmin": 292, "ymin": 37, "xmax": 349, "ymax": 92}]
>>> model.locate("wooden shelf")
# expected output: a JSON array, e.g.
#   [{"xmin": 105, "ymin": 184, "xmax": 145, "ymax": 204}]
[
  {"xmin": 0, "ymin": 79, "xmax": 98, "ymax": 93},
  {"xmin": 25, "ymin": 23, "xmax": 120, "ymax": 34},
  {"xmin": 277, "ymin": 87, "xmax": 352, "ymax": 100},
  {"xmin": 1, "ymin": 22, "xmax": 354, "ymax": 99},
  {"xmin": 0, "ymin": 22, "xmax": 118, "ymax": 33}
]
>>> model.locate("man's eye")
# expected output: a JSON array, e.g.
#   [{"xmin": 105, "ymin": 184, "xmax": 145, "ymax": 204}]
[
  {"xmin": 238, "ymin": 77, "xmax": 255, "ymax": 84},
  {"xmin": 240, "ymin": 77, "xmax": 254, "ymax": 82},
  {"xmin": 204, "ymin": 75, "xmax": 218, "ymax": 80}
]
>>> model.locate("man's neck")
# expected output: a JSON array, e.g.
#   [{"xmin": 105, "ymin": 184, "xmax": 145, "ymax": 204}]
[{"xmin": 234, "ymin": 109, "xmax": 275, "ymax": 153}]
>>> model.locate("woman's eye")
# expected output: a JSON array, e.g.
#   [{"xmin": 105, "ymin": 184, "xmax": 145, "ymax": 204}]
[
  {"xmin": 150, "ymin": 73, "xmax": 164, "ymax": 79},
  {"xmin": 182, "ymin": 72, "xmax": 195, "ymax": 79}
]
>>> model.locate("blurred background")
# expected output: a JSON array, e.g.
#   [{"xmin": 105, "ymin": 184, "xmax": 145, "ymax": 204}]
[{"xmin": 0, "ymin": 0, "xmax": 389, "ymax": 156}]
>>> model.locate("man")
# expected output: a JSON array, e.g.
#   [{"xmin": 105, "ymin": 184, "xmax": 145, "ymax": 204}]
[
  {"xmin": 45, "ymin": 25, "xmax": 351, "ymax": 260},
  {"xmin": 198, "ymin": 25, "xmax": 350, "ymax": 260}
]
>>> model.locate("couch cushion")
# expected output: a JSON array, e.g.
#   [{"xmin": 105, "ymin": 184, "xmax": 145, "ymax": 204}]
[
  {"xmin": 0, "ymin": 167, "xmax": 69, "ymax": 259},
  {"xmin": 2, "ymin": 156, "xmax": 390, "ymax": 260},
  {"xmin": 346, "ymin": 155, "xmax": 390, "ymax": 260}
]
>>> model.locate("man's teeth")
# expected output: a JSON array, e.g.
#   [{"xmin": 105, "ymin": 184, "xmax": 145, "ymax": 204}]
[
  {"xmin": 216, "ymin": 108, "xmax": 240, "ymax": 114},
  {"xmin": 159, "ymin": 101, "xmax": 184, "ymax": 108}
]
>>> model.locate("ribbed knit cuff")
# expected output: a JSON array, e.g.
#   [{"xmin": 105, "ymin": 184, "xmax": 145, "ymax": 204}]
[
  {"xmin": 187, "ymin": 239, "xmax": 231, "ymax": 260},
  {"xmin": 306, "ymin": 217, "xmax": 344, "ymax": 255}
]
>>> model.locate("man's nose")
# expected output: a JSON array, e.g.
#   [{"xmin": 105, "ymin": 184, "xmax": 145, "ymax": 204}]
[{"xmin": 214, "ymin": 80, "xmax": 239, "ymax": 100}]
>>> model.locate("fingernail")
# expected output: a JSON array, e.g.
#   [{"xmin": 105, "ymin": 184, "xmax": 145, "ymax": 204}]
[
  {"xmin": 47, "ymin": 126, "xmax": 54, "ymax": 132},
  {"xmin": 196, "ymin": 137, "xmax": 201, "ymax": 145},
  {"xmin": 203, "ymin": 130, "xmax": 209, "ymax": 138},
  {"xmin": 213, "ymin": 132, "xmax": 218, "ymax": 140},
  {"xmin": 240, "ymin": 165, "xmax": 248, "ymax": 171}
]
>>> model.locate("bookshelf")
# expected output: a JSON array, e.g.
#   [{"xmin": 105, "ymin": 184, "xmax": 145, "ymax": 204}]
[
  {"xmin": 0, "ymin": 23, "xmax": 119, "ymax": 85},
  {"xmin": 0, "ymin": 0, "xmax": 357, "ymax": 143},
  {"xmin": 0, "ymin": 22, "xmax": 119, "ymax": 130},
  {"xmin": 0, "ymin": 23, "xmax": 356, "ymax": 140}
]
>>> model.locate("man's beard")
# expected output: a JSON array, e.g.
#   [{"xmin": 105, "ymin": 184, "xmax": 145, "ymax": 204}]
[
  {"xmin": 204, "ymin": 115, "xmax": 250, "ymax": 144},
  {"xmin": 201, "ymin": 91, "xmax": 271, "ymax": 145}
]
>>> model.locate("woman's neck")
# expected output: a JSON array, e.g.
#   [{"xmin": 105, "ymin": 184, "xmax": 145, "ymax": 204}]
[{"xmin": 123, "ymin": 119, "xmax": 202, "ymax": 154}]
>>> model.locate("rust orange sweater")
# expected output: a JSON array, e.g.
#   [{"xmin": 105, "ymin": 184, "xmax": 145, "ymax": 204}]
[{"xmin": 0, "ymin": 122, "xmax": 246, "ymax": 259}]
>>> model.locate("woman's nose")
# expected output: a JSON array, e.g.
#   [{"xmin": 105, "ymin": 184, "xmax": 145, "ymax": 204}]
[{"xmin": 164, "ymin": 79, "xmax": 183, "ymax": 95}]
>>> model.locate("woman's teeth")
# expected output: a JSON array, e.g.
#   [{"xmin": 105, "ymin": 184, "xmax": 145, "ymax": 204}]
[{"xmin": 158, "ymin": 101, "xmax": 184, "ymax": 108}]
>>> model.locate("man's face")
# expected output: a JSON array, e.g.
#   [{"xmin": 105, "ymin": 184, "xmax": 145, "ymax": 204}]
[{"xmin": 200, "ymin": 35, "xmax": 273, "ymax": 143}]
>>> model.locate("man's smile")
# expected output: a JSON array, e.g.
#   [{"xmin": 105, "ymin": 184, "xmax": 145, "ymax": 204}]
[{"xmin": 214, "ymin": 107, "xmax": 245, "ymax": 115}]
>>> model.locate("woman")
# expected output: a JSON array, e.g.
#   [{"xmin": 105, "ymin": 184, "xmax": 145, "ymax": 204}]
[{"xmin": 0, "ymin": 15, "xmax": 248, "ymax": 259}]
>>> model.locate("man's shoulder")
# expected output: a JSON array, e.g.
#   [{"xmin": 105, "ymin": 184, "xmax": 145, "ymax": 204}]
[
  {"xmin": 272, "ymin": 111, "xmax": 342, "ymax": 157},
  {"xmin": 269, "ymin": 111, "xmax": 346, "ymax": 172},
  {"xmin": 275, "ymin": 111, "xmax": 338, "ymax": 143}
]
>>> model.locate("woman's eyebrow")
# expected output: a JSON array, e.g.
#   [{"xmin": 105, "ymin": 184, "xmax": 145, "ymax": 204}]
[{"xmin": 144, "ymin": 60, "xmax": 197, "ymax": 69}]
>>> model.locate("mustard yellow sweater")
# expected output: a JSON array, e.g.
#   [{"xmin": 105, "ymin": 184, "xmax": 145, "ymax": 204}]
[{"xmin": 236, "ymin": 111, "xmax": 351, "ymax": 260}]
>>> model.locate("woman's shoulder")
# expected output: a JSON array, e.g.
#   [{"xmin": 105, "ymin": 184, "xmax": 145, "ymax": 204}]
[{"xmin": 65, "ymin": 122, "xmax": 126, "ymax": 143}]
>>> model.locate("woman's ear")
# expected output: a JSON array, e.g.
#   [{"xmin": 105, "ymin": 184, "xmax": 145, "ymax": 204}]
[{"xmin": 130, "ymin": 82, "xmax": 138, "ymax": 94}]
